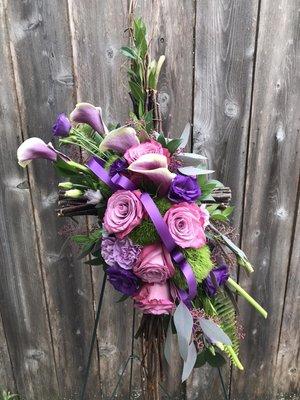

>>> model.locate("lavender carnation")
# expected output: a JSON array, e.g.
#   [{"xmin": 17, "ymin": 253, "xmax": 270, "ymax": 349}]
[
  {"xmin": 168, "ymin": 174, "xmax": 201, "ymax": 203},
  {"xmin": 101, "ymin": 236, "xmax": 141, "ymax": 270}
]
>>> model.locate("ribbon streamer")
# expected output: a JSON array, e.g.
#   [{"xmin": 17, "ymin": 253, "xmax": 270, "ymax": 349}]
[{"xmin": 86, "ymin": 156, "xmax": 198, "ymax": 303}]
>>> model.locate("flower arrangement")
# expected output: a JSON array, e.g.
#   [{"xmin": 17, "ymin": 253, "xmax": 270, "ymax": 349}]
[{"xmin": 17, "ymin": 18, "xmax": 267, "ymax": 399}]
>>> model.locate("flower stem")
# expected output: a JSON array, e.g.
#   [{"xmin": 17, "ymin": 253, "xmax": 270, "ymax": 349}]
[{"xmin": 227, "ymin": 278, "xmax": 268, "ymax": 319}]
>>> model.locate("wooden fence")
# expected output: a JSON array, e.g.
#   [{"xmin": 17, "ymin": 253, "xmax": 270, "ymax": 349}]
[{"xmin": 0, "ymin": 0, "xmax": 299, "ymax": 399}]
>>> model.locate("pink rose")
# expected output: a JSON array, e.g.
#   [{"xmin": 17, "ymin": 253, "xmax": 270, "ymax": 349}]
[
  {"xmin": 164, "ymin": 202, "xmax": 207, "ymax": 249},
  {"xmin": 124, "ymin": 139, "xmax": 170, "ymax": 164},
  {"xmin": 133, "ymin": 243, "xmax": 175, "ymax": 283},
  {"xmin": 133, "ymin": 283, "xmax": 175, "ymax": 315},
  {"xmin": 103, "ymin": 190, "xmax": 143, "ymax": 239}
]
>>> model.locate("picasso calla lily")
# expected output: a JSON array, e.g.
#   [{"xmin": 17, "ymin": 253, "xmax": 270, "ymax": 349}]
[
  {"xmin": 17, "ymin": 138, "xmax": 58, "ymax": 167},
  {"xmin": 128, "ymin": 154, "xmax": 176, "ymax": 194},
  {"xmin": 99, "ymin": 126, "xmax": 140, "ymax": 154},
  {"xmin": 70, "ymin": 103, "xmax": 108, "ymax": 135}
]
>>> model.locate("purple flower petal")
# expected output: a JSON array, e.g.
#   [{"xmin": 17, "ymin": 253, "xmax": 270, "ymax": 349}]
[
  {"xmin": 203, "ymin": 264, "xmax": 229, "ymax": 297},
  {"xmin": 17, "ymin": 138, "xmax": 58, "ymax": 167},
  {"xmin": 70, "ymin": 103, "xmax": 108, "ymax": 135},
  {"xmin": 52, "ymin": 113, "xmax": 71, "ymax": 137},
  {"xmin": 128, "ymin": 154, "xmax": 175, "ymax": 195},
  {"xmin": 99, "ymin": 126, "xmax": 140, "ymax": 154},
  {"xmin": 168, "ymin": 174, "xmax": 201, "ymax": 203}
]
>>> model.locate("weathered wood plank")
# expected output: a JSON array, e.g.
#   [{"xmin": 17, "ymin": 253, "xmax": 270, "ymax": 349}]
[
  {"xmin": 0, "ymin": 313, "xmax": 16, "ymax": 392},
  {"xmin": 67, "ymin": 1, "xmax": 135, "ymax": 398},
  {"xmin": 191, "ymin": 1, "xmax": 259, "ymax": 399},
  {"xmin": 136, "ymin": 1, "xmax": 195, "ymax": 398},
  {"xmin": 275, "ymin": 200, "xmax": 300, "ymax": 397},
  {"xmin": 231, "ymin": 0, "xmax": 300, "ymax": 399},
  {"xmin": 5, "ymin": 0, "xmax": 99, "ymax": 398},
  {"xmin": 0, "ymin": 1, "xmax": 59, "ymax": 397}
]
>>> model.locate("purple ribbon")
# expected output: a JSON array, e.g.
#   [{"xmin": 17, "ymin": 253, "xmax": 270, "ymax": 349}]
[{"xmin": 86, "ymin": 156, "xmax": 198, "ymax": 303}]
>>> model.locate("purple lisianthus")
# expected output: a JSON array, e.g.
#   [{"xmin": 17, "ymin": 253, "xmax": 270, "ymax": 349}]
[
  {"xmin": 101, "ymin": 236, "xmax": 141, "ymax": 270},
  {"xmin": 52, "ymin": 113, "xmax": 71, "ymax": 137},
  {"xmin": 109, "ymin": 158, "xmax": 128, "ymax": 177},
  {"xmin": 203, "ymin": 264, "xmax": 229, "ymax": 297},
  {"xmin": 107, "ymin": 265, "xmax": 141, "ymax": 296},
  {"xmin": 168, "ymin": 174, "xmax": 201, "ymax": 203}
]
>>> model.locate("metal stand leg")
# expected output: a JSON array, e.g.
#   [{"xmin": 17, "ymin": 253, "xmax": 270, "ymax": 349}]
[
  {"xmin": 80, "ymin": 273, "xmax": 107, "ymax": 400},
  {"xmin": 217, "ymin": 367, "xmax": 229, "ymax": 400}
]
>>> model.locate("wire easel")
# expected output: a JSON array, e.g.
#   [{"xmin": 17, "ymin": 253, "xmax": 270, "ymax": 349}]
[{"xmin": 79, "ymin": 274, "xmax": 229, "ymax": 400}]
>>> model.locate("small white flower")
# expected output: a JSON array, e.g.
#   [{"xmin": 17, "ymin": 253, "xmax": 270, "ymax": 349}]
[{"xmin": 85, "ymin": 189, "xmax": 103, "ymax": 205}]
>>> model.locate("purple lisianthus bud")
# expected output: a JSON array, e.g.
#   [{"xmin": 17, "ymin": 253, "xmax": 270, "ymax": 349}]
[
  {"xmin": 101, "ymin": 236, "xmax": 141, "ymax": 270},
  {"xmin": 203, "ymin": 264, "xmax": 229, "ymax": 297},
  {"xmin": 52, "ymin": 113, "xmax": 71, "ymax": 137},
  {"xmin": 107, "ymin": 264, "xmax": 141, "ymax": 296},
  {"xmin": 109, "ymin": 158, "xmax": 128, "ymax": 177},
  {"xmin": 168, "ymin": 174, "xmax": 201, "ymax": 203}
]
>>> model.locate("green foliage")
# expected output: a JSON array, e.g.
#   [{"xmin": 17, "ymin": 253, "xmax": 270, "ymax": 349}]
[
  {"xmin": 129, "ymin": 198, "xmax": 172, "ymax": 246},
  {"xmin": 0, "ymin": 390, "xmax": 20, "ymax": 400},
  {"xmin": 194, "ymin": 348, "xmax": 227, "ymax": 368},
  {"xmin": 183, "ymin": 245, "xmax": 214, "ymax": 283},
  {"xmin": 72, "ymin": 229, "xmax": 102, "ymax": 259},
  {"xmin": 213, "ymin": 289, "xmax": 243, "ymax": 368},
  {"xmin": 206, "ymin": 204, "xmax": 234, "ymax": 222},
  {"xmin": 197, "ymin": 176, "xmax": 224, "ymax": 202}
]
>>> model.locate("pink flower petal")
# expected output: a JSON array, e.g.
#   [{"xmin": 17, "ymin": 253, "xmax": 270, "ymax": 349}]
[{"xmin": 99, "ymin": 126, "xmax": 140, "ymax": 154}]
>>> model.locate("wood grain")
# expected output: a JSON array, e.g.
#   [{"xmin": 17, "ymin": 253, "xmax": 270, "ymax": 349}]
[
  {"xmin": 4, "ymin": 0, "xmax": 99, "ymax": 398},
  {"xmin": 0, "ymin": 1, "xmax": 59, "ymax": 397},
  {"xmin": 275, "ymin": 199, "xmax": 300, "ymax": 396},
  {"xmin": 231, "ymin": 0, "xmax": 300, "ymax": 399},
  {"xmin": 191, "ymin": 1, "xmax": 259, "ymax": 399},
  {"xmin": 67, "ymin": 1, "xmax": 135, "ymax": 398}
]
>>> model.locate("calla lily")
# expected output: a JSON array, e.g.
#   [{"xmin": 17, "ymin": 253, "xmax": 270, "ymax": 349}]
[
  {"xmin": 128, "ymin": 154, "xmax": 175, "ymax": 195},
  {"xmin": 99, "ymin": 126, "xmax": 140, "ymax": 154},
  {"xmin": 17, "ymin": 138, "xmax": 58, "ymax": 167},
  {"xmin": 70, "ymin": 103, "xmax": 108, "ymax": 135}
]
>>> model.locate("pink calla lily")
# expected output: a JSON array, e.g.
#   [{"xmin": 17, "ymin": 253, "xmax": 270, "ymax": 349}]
[
  {"xmin": 128, "ymin": 154, "xmax": 175, "ymax": 194},
  {"xmin": 70, "ymin": 103, "xmax": 108, "ymax": 135},
  {"xmin": 99, "ymin": 126, "xmax": 140, "ymax": 154},
  {"xmin": 17, "ymin": 138, "xmax": 58, "ymax": 167}
]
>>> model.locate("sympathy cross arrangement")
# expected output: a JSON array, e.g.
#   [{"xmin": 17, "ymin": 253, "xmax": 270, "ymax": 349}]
[{"xmin": 17, "ymin": 17, "xmax": 267, "ymax": 400}]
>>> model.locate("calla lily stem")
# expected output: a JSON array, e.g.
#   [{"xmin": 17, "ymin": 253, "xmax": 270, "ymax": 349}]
[{"xmin": 227, "ymin": 278, "xmax": 267, "ymax": 319}]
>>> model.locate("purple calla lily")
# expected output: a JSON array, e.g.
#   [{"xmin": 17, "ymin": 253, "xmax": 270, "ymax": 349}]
[
  {"xmin": 17, "ymin": 138, "xmax": 58, "ymax": 167},
  {"xmin": 128, "ymin": 154, "xmax": 176, "ymax": 195},
  {"xmin": 70, "ymin": 103, "xmax": 108, "ymax": 135},
  {"xmin": 99, "ymin": 126, "xmax": 140, "ymax": 154}
]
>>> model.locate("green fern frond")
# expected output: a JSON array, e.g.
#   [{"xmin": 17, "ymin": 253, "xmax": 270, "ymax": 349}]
[{"xmin": 214, "ymin": 289, "xmax": 244, "ymax": 369}]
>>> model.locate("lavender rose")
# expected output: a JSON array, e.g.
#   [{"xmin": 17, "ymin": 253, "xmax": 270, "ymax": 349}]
[
  {"xmin": 203, "ymin": 264, "xmax": 229, "ymax": 297},
  {"xmin": 103, "ymin": 190, "xmax": 144, "ymax": 239},
  {"xmin": 133, "ymin": 283, "xmax": 175, "ymax": 315},
  {"xmin": 168, "ymin": 174, "xmax": 201, "ymax": 203},
  {"xmin": 107, "ymin": 265, "xmax": 141, "ymax": 296},
  {"xmin": 133, "ymin": 243, "xmax": 175, "ymax": 283},
  {"xmin": 52, "ymin": 113, "xmax": 71, "ymax": 137}
]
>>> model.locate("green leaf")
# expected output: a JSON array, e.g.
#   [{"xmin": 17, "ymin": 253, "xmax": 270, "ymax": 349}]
[
  {"xmin": 84, "ymin": 258, "xmax": 103, "ymax": 266},
  {"xmin": 129, "ymin": 81, "xmax": 145, "ymax": 103},
  {"xmin": 205, "ymin": 351, "xmax": 227, "ymax": 367},
  {"xmin": 116, "ymin": 294, "xmax": 130, "ymax": 303},
  {"xmin": 166, "ymin": 138, "xmax": 182, "ymax": 154},
  {"xmin": 78, "ymin": 242, "xmax": 96, "ymax": 259},
  {"xmin": 194, "ymin": 351, "xmax": 207, "ymax": 368},
  {"xmin": 223, "ymin": 206, "xmax": 234, "ymax": 218},
  {"xmin": 120, "ymin": 46, "xmax": 139, "ymax": 60},
  {"xmin": 157, "ymin": 132, "xmax": 167, "ymax": 146}
]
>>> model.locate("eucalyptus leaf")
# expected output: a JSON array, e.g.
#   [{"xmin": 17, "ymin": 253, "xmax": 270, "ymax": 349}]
[
  {"xmin": 176, "ymin": 152, "xmax": 207, "ymax": 166},
  {"xmin": 181, "ymin": 342, "xmax": 197, "ymax": 382},
  {"xmin": 199, "ymin": 318, "xmax": 232, "ymax": 346},
  {"xmin": 179, "ymin": 123, "xmax": 191, "ymax": 149},
  {"xmin": 164, "ymin": 318, "xmax": 173, "ymax": 366},
  {"xmin": 179, "ymin": 166, "xmax": 214, "ymax": 176},
  {"xmin": 173, "ymin": 301, "xmax": 193, "ymax": 361}
]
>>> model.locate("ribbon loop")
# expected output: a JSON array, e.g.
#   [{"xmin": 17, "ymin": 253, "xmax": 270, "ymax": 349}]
[{"xmin": 86, "ymin": 156, "xmax": 198, "ymax": 303}]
